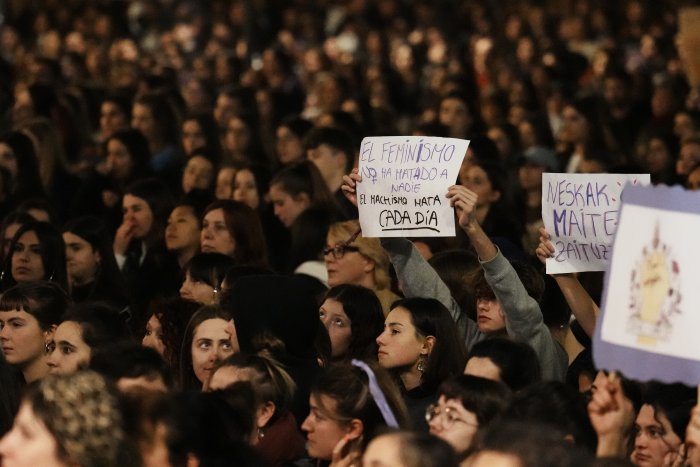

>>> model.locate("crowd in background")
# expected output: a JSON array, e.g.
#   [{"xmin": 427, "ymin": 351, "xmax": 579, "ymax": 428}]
[{"xmin": 1, "ymin": 0, "xmax": 700, "ymax": 466}]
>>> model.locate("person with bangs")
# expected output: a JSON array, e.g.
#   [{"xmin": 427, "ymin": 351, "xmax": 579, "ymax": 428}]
[{"xmin": 179, "ymin": 253, "xmax": 236, "ymax": 305}]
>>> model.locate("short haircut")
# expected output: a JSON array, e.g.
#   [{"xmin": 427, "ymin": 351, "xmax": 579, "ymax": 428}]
[
  {"xmin": 467, "ymin": 337, "xmax": 541, "ymax": 391},
  {"xmin": 304, "ymin": 126, "xmax": 356, "ymax": 172},
  {"xmin": 90, "ymin": 343, "xmax": 173, "ymax": 388}
]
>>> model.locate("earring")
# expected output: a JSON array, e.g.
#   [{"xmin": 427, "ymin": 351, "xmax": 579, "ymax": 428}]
[
  {"xmin": 416, "ymin": 355, "xmax": 426, "ymax": 373},
  {"xmin": 257, "ymin": 428, "xmax": 265, "ymax": 440}
]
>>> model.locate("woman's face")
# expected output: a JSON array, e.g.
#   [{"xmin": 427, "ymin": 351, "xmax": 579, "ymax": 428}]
[
  {"xmin": 180, "ymin": 272, "xmax": 216, "ymax": 305},
  {"xmin": 362, "ymin": 434, "xmax": 404, "ymax": 467},
  {"xmin": 319, "ymin": 298, "xmax": 352, "ymax": 358},
  {"xmin": 276, "ymin": 126, "xmax": 304, "ymax": 164},
  {"xmin": 182, "ymin": 155, "xmax": 214, "ymax": 193},
  {"xmin": 3, "ymin": 222, "xmax": 22, "ymax": 259},
  {"xmin": 439, "ymin": 97, "xmax": 471, "ymax": 137},
  {"xmin": 631, "ymin": 404, "xmax": 682, "ymax": 467},
  {"xmin": 63, "ymin": 232, "xmax": 100, "ymax": 286},
  {"xmin": 645, "ymin": 138, "xmax": 670, "ymax": 174},
  {"xmin": 0, "ymin": 142, "xmax": 18, "ymax": 179},
  {"xmin": 0, "ymin": 402, "xmax": 68, "ymax": 467},
  {"xmin": 106, "ymin": 138, "xmax": 134, "ymax": 181},
  {"xmin": 142, "ymin": 314, "xmax": 165, "ymax": 356},
  {"xmin": 122, "ymin": 194, "xmax": 154, "ymax": 239},
  {"xmin": 269, "ymin": 184, "xmax": 309, "ymax": 228},
  {"xmin": 11, "ymin": 231, "xmax": 45, "ymax": 283},
  {"xmin": 376, "ymin": 306, "xmax": 425, "ymax": 370},
  {"xmin": 182, "ymin": 119, "xmax": 207, "ymax": 156},
  {"xmin": 131, "ymin": 103, "xmax": 157, "ymax": 143},
  {"xmin": 233, "ymin": 169, "xmax": 260, "ymax": 210},
  {"xmin": 100, "ymin": 101, "xmax": 129, "ymax": 139},
  {"xmin": 301, "ymin": 394, "xmax": 352, "ymax": 460},
  {"xmin": 461, "ymin": 166, "xmax": 500, "ymax": 209},
  {"xmin": 224, "ymin": 117, "xmax": 251, "ymax": 154},
  {"xmin": 191, "ymin": 318, "xmax": 235, "ymax": 385},
  {"xmin": 0, "ymin": 308, "xmax": 46, "ymax": 370},
  {"xmin": 561, "ymin": 105, "xmax": 589, "ymax": 144},
  {"xmin": 428, "ymin": 395, "xmax": 479, "ymax": 454},
  {"xmin": 165, "ymin": 206, "xmax": 200, "ymax": 253},
  {"xmin": 200, "ymin": 208, "xmax": 235, "ymax": 256},
  {"xmin": 46, "ymin": 321, "xmax": 91, "ymax": 375},
  {"xmin": 215, "ymin": 167, "xmax": 236, "ymax": 200},
  {"xmin": 324, "ymin": 233, "xmax": 373, "ymax": 288}
]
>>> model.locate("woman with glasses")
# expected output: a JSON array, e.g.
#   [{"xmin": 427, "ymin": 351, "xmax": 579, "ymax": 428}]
[
  {"xmin": 324, "ymin": 219, "xmax": 399, "ymax": 316},
  {"xmin": 426, "ymin": 375, "xmax": 511, "ymax": 460}
]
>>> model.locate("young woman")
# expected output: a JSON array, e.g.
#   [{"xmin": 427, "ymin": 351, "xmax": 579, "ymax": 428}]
[
  {"xmin": 181, "ymin": 147, "xmax": 217, "ymax": 195},
  {"xmin": 180, "ymin": 253, "xmax": 236, "ymax": 305},
  {"xmin": 0, "ymin": 131, "xmax": 45, "ymax": 213},
  {"xmin": 319, "ymin": 284, "xmax": 384, "ymax": 362},
  {"xmin": 0, "ymin": 220, "xmax": 68, "ymax": 292},
  {"xmin": 0, "ymin": 212, "xmax": 35, "ymax": 265},
  {"xmin": 0, "ymin": 371, "xmax": 125, "ymax": 467},
  {"xmin": 208, "ymin": 353, "xmax": 306, "ymax": 467},
  {"xmin": 268, "ymin": 160, "xmax": 336, "ymax": 229},
  {"xmin": 46, "ymin": 302, "xmax": 131, "ymax": 374},
  {"xmin": 164, "ymin": 190, "xmax": 212, "ymax": 269},
  {"xmin": 62, "ymin": 216, "xmax": 130, "ymax": 310},
  {"xmin": 142, "ymin": 297, "xmax": 199, "ymax": 388},
  {"xmin": 427, "ymin": 375, "xmax": 511, "ymax": 460},
  {"xmin": 376, "ymin": 297, "xmax": 466, "ymax": 431},
  {"xmin": 363, "ymin": 431, "xmax": 459, "ymax": 467},
  {"xmin": 200, "ymin": 199, "xmax": 268, "ymax": 268},
  {"xmin": 275, "ymin": 116, "xmax": 313, "ymax": 166},
  {"xmin": 113, "ymin": 178, "xmax": 180, "ymax": 319},
  {"xmin": 179, "ymin": 305, "xmax": 235, "ymax": 390},
  {"xmin": 0, "ymin": 282, "xmax": 71, "ymax": 383},
  {"xmin": 325, "ymin": 219, "xmax": 398, "ymax": 316},
  {"xmin": 181, "ymin": 113, "xmax": 222, "ymax": 158},
  {"xmin": 131, "ymin": 92, "xmax": 182, "ymax": 179},
  {"xmin": 301, "ymin": 361, "xmax": 409, "ymax": 464}
]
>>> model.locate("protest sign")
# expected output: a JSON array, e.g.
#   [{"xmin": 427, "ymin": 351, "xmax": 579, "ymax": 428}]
[
  {"xmin": 356, "ymin": 136, "xmax": 468, "ymax": 237},
  {"xmin": 593, "ymin": 185, "xmax": 700, "ymax": 386},
  {"xmin": 542, "ymin": 173, "xmax": 650, "ymax": 274}
]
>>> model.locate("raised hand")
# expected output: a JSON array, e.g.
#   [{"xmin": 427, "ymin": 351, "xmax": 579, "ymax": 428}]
[
  {"xmin": 329, "ymin": 435, "xmax": 361, "ymax": 467},
  {"xmin": 446, "ymin": 184, "xmax": 478, "ymax": 230},
  {"xmin": 588, "ymin": 372, "xmax": 635, "ymax": 458},
  {"xmin": 341, "ymin": 168, "xmax": 362, "ymax": 208},
  {"xmin": 535, "ymin": 227, "xmax": 556, "ymax": 265},
  {"xmin": 113, "ymin": 220, "xmax": 135, "ymax": 256}
]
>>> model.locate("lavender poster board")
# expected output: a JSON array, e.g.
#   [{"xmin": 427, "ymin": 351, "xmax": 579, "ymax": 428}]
[{"xmin": 594, "ymin": 184, "xmax": 700, "ymax": 385}]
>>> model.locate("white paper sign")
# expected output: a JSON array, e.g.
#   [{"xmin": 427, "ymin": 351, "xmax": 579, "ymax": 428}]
[
  {"xmin": 356, "ymin": 136, "xmax": 469, "ymax": 237},
  {"xmin": 542, "ymin": 173, "xmax": 650, "ymax": 273}
]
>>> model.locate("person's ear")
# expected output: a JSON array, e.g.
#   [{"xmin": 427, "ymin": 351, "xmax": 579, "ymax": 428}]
[
  {"xmin": 489, "ymin": 189, "xmax": 501, "ymax": 203},
  {"xmin": 346, "ymin": 418, "xmax": 364, "ymax": 440},
  {"xmin": 362, "ymin": 256, "xmax": 375, "ymax": 274},
  {"xmin": 94, "ymin": 249, "xmax": 102, "ymax": 265},
  {"xmin": 421, "ymin": 335, "xmax": 436, "ymax": 356},
  {"xmin": 257, "ymin": 401, "xmax": 276, "ymax": 428}
]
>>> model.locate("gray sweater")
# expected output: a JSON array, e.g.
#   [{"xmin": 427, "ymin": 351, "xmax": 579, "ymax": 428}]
[{"xmin": 382, "ymin": 237, "xmax": 567, "ymax": 382}]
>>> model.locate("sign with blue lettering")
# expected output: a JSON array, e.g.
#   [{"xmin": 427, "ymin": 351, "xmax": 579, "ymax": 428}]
[
  {"xmin": 542, "ymin": 173, "xmax": 650, "ymax": 273},
  {"xmin": 594, "ymin": 184, "xmax": 700, "ymax": 385},
  {"xmin": 356, "ymin": 136, "xmax": 469, "ymax": 237}
]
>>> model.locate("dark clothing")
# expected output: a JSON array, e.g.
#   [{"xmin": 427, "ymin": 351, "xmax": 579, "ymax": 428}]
[
  {"xmin": 257, "ymin": 411, "xmax": 306, "ymax": 467},
  {"xmin": 403, "ymin": 385, "xmax": 435, "ymax": 432}
]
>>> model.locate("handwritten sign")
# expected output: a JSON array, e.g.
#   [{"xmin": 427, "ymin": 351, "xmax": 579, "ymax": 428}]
[
  {"xmin": 594, "ymin": 185, "xmax": 700, "ymax": 386},
  {"xmin": 542, "ymin": 173, "xmax": 650, "ymax": 274},
  {"xmin": 356, "ymin": 136, "xmax": 468, "ymax": 237}
]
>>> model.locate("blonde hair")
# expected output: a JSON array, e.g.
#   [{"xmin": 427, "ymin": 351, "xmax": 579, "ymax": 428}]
[{"xmin": 328, "ymin": 219, "xmax": 391, "ymax": 290}]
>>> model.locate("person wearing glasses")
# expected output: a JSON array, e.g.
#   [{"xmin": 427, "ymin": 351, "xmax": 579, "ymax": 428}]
[
  {"xmin": 426, "ymin": 374, "xmax": 511, "ymax": 460},
  {"xmin": 324, "ymin": 219, "xmax": 399, "ymax": 316}
]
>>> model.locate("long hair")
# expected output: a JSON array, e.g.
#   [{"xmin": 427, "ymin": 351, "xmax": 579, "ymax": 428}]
[
  {"xmin": 0, "ymin": 281, "xmax": 71, "ymax": 330},
  {"xmin": 179, "ymin": 305, "xmax": 232, "ymax": 390},
  {"xmin": 390, "ymin": 297, "xmax": 466, "ymax": 393},
  {"xmin": 202, "ymin": 199, "xmax": 268, "ymax": 268},
  {"xmin": 124, "ymin": 178, "xmax": 174, "ymax": 247},
  {"xmin": 270, "ymin": 160, "xmax": 336, "ymax": 212},
  {"xmin": 1, "ymin": 221, "xmax": 68, "ymax": 291}
]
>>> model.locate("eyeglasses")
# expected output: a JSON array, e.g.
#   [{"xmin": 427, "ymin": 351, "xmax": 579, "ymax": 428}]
[
  {"xmin": 323, "ymin": 244, "xmax": 360, "ymax": 260},
  {"xmin": 425, "ymin": 403, "xmax": 477, "ymax": 429}
]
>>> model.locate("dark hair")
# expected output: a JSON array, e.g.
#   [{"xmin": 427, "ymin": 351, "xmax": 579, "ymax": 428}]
[
  {"xmin": 278, "ymin": 116, "xmax": 313, "ymax": 140},
  {"xmin": 392, "ymin": 431, "xmax": 460, "ymax": 467},
  {"xmin": 183, "ymin": 113, "xmax": 222, "ymax": 157},
  {"xmin": 101, "ymin": 93, "xmax": 132, "ymax": 120},
  {"xmin": 124, "ymin": 178, "xmax": 174, "ymax": 246},
  {"xmin": 173, "ymin": 189, "xmax": 213, "ymax": 229},
  {"xmin": 641, "ymin": 382, "xmax": 696, "ymax": 440},
  {"xmin": 1, "ymin": 221, "xmax": 68, "ymax": 291},
  {"xmin": 62, "ymin": 216, "xmax": 129, "ymax": 306},
  {"xmin": 183, "ymin": 253, "xmax": 236, "ymax": 291},
  {"xmin": 287, "ymin": 206, "xmax": 332, "ymax": 272},
  {"xmin": 312, "ymin": 362, "xmax": 409, "ymax": 449},
  {"xmin": 90, "ymin": 343, "xmax": 173, "ymax": 389},
  {"xmin": 0, "ymin": 211, "xmax": 35, "ymax": 264},
  {"xmin": 104, "ymin": 128, "xmax": 153, "ymax": 182},
  {"xmin": 322, "ymin": 284, "xmax": 384, "ymax": 361},
  {"xmin": 502, "ymin": 381, "xmax": 597, "ymax": 451},
  {"xmin": 473, "ymin": 260, "xmax": 545, "ymax": 305},
  {"xmin": 304, "ymin": 126, "xmax": 356, "ymax": 172},
  {"xmin": 16, "ymin": 197, "xmax": 57, "ymax": 224},
  {"xmin": 0, "ymin": 281, "xmax": 71, "ymax": 329},
  {"xmin": 467, "ymin": 337, "xmax": 541, "ymax": 391},
  {"xmin": 149, "ymin": 297, "xmax": 199, "ymax": 388},
  {"xmin": 232, "ymin": 162, "xmax": 271, "ymax": 207},
  {"xmin": 428, "ymin": 249, "xmax": 479, "ymax": 321},
  {"xmin": 61, "ymin": 302, "xmax": 132, "ymax": 359},
  {"xmin": 180, "ymin": 305, "xmax": 232, "ymax": 390},
  {"xmin": 438, "ymin": 375, "xmax": 512, "ymax": 426},
  {"xmin": 213, "ymin": 353, "xmax": 296, "ymax": 425},
  {"xmin": 202, "ymin": 199, "xmax": 268, "ymax": 267},
  {"xmin": 133, "ymin": 92, "xmax": 181, "ymax": 148},
  {"xmin": 270, "ymin": 160, "xmax": 336, "ymax": 212},
  {"xmin": 390, "ymin": 297, "xmax": 466, "ymax": 392}
]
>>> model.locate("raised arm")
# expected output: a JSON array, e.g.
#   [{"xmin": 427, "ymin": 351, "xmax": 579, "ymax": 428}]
[{"xmin": 535, "ymin": 227, "xmax": 599, "ymax": 337}]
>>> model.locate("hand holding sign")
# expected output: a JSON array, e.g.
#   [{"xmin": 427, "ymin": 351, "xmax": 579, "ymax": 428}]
[
  {"xmin": 446, "ymin": 184, "xmax": 478, "ymax": 230},
  {"xmin": 341, "ymin": 168, "xmax": 362, "ymax": 207}
]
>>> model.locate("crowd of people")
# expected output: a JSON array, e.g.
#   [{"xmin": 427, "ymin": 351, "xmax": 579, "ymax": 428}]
[{"xmin": 1, "ymin": 0, "xmax": 700, "ymax": 466}]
